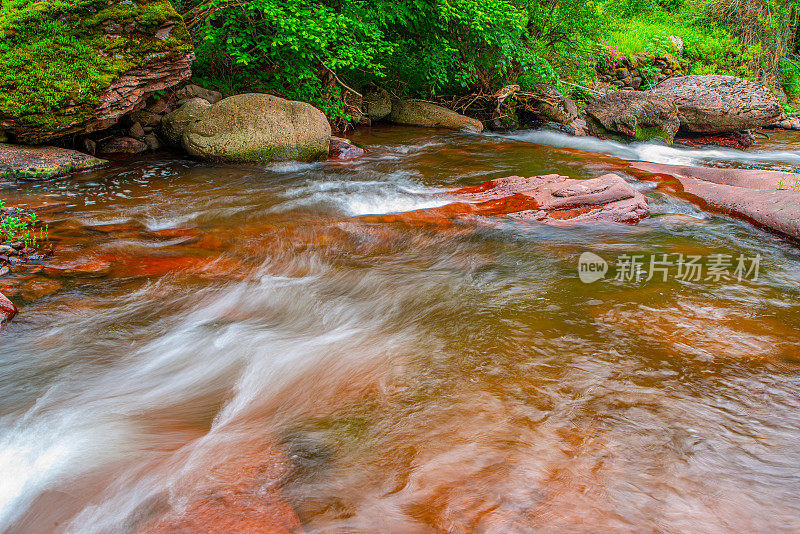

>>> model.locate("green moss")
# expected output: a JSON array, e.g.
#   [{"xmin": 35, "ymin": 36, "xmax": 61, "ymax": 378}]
[
  {"xmin": 0, "ymin": 0, "xmax": 193, "ymax": 140},
  {"xmin": 634, "ymin": 125, "xmax": 673, "ymax": 145},
  {"xmin": 0, "ymin": 156, "xmax": 107, "ymax": 181}
]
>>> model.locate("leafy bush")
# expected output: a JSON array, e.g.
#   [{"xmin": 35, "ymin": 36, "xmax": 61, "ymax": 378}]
[
  {"xmin": 781, "ymin": 58, "xmax": 800, "ymax": 98},
  {"xmin": 193, "ymin": 0, "xmax": 564, "ymax": 117},
  {"xmin": 0, "ymin": 202, "xmax": 48, "ymax": 249}
]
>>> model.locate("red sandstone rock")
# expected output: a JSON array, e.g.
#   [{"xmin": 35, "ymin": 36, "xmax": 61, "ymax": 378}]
[
  {"xmin": 452, "ymin": 173, "xmax": 650, "ymax": 225},
  {"xmin": 140, "ymin": 443, "xmax": 302, "ymax": 534},
  {"xmin": 630, "ymin": 162, "xmax": 792, "ymax": 191},
  {"xmin": 43, "ymin": 258, "xmax": 113, "ymax": 278},
  {"xmin": 628, "ymin": 162, "xmax": 800, "ymax": 241},
  {"xmin": 0, "ymin": 291, "xmax": 17, "ymax": 327},
  {"xmin": 329, "ymin": 136, "xmax": 365, "ymax": 160},
  {"xmin": 673, "ymin": 130, "xmax": 755, "ymax": 150},
  {"xmin": 150, "ymin": 227, "xmax": 203, "ymax": 245},
  {"xmin": 363, "ymin": 174, "xmax": 649, "ymax": 228},
  {"xmin": 17, "ymin": 277, "xmax": 62, "ymax": 302}
]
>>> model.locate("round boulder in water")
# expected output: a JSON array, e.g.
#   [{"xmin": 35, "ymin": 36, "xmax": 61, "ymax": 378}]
[
  {"xmin": 362, "ymin": 84, "xmax": 392, "ymax": 121},
  {"xmin": 181, "ymin": 94, "xmax": 331, "ymax": 163}
]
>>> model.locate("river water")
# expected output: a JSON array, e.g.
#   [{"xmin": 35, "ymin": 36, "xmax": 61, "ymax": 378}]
[{"xmin": 1, "ymin": 127, "xmax": 800, "ymax": 533}]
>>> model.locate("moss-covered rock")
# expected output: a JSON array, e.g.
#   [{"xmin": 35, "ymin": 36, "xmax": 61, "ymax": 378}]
[
  {"xmin": 0, "ymin": 143, "xmax": 106, "ymax": 180},
  {"xmin": 586, "ymin": 91, "xmax": 679, "ymax": 145},
  {"xmin": 0, "ymin": 0, "xmax": 194, "ymax": 143},
  {"xmin": 387, "ymin": 99, "xmax": 484, "ymax": 132},
  {"xmin": 181, "ymin": 94, "xmax": 331, "ymax": 163}
]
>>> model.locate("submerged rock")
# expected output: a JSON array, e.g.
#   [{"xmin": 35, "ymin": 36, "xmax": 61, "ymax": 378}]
[
  {"xmin": 651, "ymin": 75, "xmax": 781, "ymax": 133},
  {"xmin": 387, "ymin": 100, "xmax": 484, "ymax": 132},
  {"xmin": 0, "ymin": 144, "xmax": 106, "ymax": 180},
  {"xmin": 0, "ymin": 0, "xmax": 194, "ymax": 144},
  {"xmin": 182, "ymin": 94, "xmax": 331, "ymax": 163},
  {"xmin": 0, "ymin": 291, "xmax": 16, "ymax": 327},
  {"xmin": 586, "ymin": 91, "xmax": 680, "ymax": 144}
]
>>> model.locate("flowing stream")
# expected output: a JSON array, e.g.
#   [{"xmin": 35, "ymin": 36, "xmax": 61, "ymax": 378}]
[{"xmin": 1, "ymin": 127, "xmax": 800, "ymax": 533}]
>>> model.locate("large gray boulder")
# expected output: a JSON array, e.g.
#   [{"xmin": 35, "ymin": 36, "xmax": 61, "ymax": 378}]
[
  {"xmin": 181, "ymin": 94, "xmax": 331, "ymax": 162},
  {"xmin": 388, "ymin": 100, "xmax": 484, "ymax": 132},
  {"xmin": 159, "ymin": 98, "xmax": 211, "ymax": 147},
  {"xmin": 586, "ymin": 91, "xmax": 680, "ymax": 144},
  {"xmin": 650, "ymin": 75, "xmax": 781, "ymax": 133}
]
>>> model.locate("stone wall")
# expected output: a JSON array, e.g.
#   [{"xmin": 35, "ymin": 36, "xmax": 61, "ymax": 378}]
[{"xmin": 596, "ymin": 54, "xmax": 688, "ymax": 91}]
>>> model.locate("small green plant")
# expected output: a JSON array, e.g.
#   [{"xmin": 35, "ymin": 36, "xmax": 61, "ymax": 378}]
[{"xmin": 0, "ymin": 206, "xmax": 49, "ymax": 249}]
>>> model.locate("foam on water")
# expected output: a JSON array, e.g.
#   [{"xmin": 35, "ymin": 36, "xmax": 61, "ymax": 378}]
[
  {"xmin": 271, "ymin": 172, "xmax": 453, "ymax": 216},
  {"xmin": 502, "ymin": 130, "xmax": 800, "ymax": 167}
]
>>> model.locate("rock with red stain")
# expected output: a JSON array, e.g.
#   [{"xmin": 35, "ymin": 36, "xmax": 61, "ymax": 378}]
[
  {"xmin": 452, "ymin": 173, "xmax": 650, "ymax": 225},
  {"xmin": 630, "ymin": 162, "xmax": 792, "ymax": 191},
  {"xmin": 149, "ymin": 227, "xmax": 203, "ymax": 245},
  {"xmin": 0, "ymin": 292, "xmax": 16, "ymax": 327},
  {"xmin": 673, "ymin": 130, "xmax": 755, "ymax": 150},
  {"xmin": 629, "ymin": 162, "xmax": 800, "ymax": 241},
  {"xmin": 18, "ymin": 277, "xmax": 63, "ymax": 302},
  {"xmin": 329, "ymin": 136, "xmax": 365, "ymax": 160}
]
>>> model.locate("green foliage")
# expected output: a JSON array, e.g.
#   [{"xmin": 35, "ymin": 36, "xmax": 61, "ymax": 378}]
[
  {"xmin": 781, "ymin": 58, "xmax": 800, "ymax": 98},
  {"xmin": 0, "ymin": 0, "xmax": 192, "ymax": 136},
  {"xmin": 194, "ymin": 0, "xmax": 561, "ymax": 116},
  {"xmin": 602, "ymin": 7, "xmax": 755, "ymax": 78}
]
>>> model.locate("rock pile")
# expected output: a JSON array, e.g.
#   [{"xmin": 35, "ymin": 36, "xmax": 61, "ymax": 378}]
[{"xmin": 596, "ymin": 53, "xmax": 687, "ymax": 91}]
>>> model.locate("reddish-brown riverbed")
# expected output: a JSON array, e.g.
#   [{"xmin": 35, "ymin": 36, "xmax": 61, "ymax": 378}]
[{"xmin": 1, "ymin": 127, "xmax": 800, "ymax": 533}]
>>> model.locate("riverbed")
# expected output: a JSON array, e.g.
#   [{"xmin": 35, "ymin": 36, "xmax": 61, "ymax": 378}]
[{"xmin": 1, "ymin": 127, "xmax": 800, "ymax": 533}]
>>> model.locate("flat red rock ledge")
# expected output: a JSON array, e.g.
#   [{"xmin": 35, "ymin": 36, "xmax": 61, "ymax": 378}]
[
  {"xmin": 365, "ymin": 173, "xmax": 649, "ymax": 226},
  {"xmin": 629, "ymin": 162, "xmax": 800, "ymax": 242}
]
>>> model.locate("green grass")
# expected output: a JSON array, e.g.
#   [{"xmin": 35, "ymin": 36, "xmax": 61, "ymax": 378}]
[{"xmin": 602, "ymin": 8, "xmax": 753, "ymax": 79}]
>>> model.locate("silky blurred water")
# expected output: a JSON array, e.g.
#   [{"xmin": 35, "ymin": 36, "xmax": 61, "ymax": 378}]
[{"xmin": 1, "ymin": 127, "xmax": 800, "ymax": 533}]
